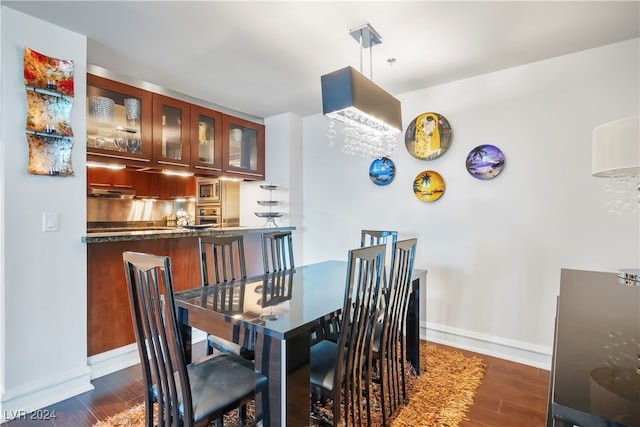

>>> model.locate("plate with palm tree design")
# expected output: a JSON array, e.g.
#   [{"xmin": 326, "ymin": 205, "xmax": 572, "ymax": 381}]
[
  {"xmin": 413, "ymin": 170, "xmax": 445, "ymax": 202},
  {"xmin": 466, "ymin": 144, "xmax": 505, "ymax": 180},
  {"xmin": 369, "ymin": 157, "xmax": 395, "ymax": 186}
]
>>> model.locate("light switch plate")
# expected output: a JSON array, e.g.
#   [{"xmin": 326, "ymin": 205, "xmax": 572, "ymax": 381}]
[{"xmin": 43, "ymin": 212, "xmax": 59, "ymax": 232}]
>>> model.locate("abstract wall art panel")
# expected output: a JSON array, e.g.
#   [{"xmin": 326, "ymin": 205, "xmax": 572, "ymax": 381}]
[
  {"xmin": 27, "ymin": 134, "xmax": 74, "ymax": 176},
  {"xmin": 24, "ymin": 47, "xmax": 74, "ymax": 96}
]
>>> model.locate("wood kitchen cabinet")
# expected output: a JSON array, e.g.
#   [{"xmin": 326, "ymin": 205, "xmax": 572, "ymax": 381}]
[
  {"xmin": 87, "ymin": 167, "xmax": 133, "ymax": 188},
  {"xmin": 87, "ymin": 73, "xmax": 265, "ymax": 180},
  {"xmin": 190, "ymin": 104, "xmax": 223, "ymax": 176},
  {"xmin": 152, "ymin": 94, "xmax": 191, "ymax": 171},
  {"xmin": 130, "ymin": 171, "xmax": 195, "ymax": 199},
  {"xmin": 87, "ymin": 74, "xmax": 153, "ymax": 167},
  {"xmin": 222, "ymin": 115, "xmax": 265, "ymax": 180},
  {"xmin": 156, "ymin": 174, "xmax": 196, "ymax": 199}
]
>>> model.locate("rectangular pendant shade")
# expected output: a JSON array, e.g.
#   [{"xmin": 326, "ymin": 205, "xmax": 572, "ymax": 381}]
[
  {"xmin": 321, "ymin": 66, "xmax": 402, "ymax": 134},
  {"xmin": 592, "ymin": 116, "xmax": 640, "ymax": 177}
]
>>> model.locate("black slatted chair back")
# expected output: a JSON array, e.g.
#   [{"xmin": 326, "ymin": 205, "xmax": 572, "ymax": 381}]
[
  {"xmin": 376, "ymin": 238, "xmax": 417, "ymax": 425},
  {"xmin": 123, "ymin": 251, "xmax": 267, "ymax": 426},
  {"xmin": 123, "ymin": 251, "xmax": 193, "ymax": 426},
  {"xmin": 361, "ymin": 230, "xmax": 398, "ymax": 290},
  {"xmin": 310, "ymin": 243, "xmax": 385, "ymax": 426},
  {"xmin": 199, "ymin": 234, "xmax": 247, "ymax": 285},
  {"xmin": 198, "ymin": 235, "xmax": 253, "ymax": 359},
  {"xmin": 261, "ymin": 230, "xmax": 295, "ymax": 272}
]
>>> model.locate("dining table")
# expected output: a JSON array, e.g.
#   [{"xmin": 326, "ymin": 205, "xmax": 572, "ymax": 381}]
[
  {"xmin": 174, "ymin": 260, "xmax": 427, "ymax": 426},
  {"xmin": 547, "ymin": 269, "xmax": 639, "ymax": 427}
]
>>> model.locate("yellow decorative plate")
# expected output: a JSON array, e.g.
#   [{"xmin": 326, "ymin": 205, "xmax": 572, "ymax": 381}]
[
  {"xmin": 413, "ymin": 170, "xmax": 445, "ymax": 202},
  {"xmin": 405, "ymin": 112, "xmax": 452, "ymax": 160}
]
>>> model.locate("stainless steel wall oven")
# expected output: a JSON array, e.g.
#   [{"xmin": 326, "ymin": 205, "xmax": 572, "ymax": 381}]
[{"xmin": 195, "ymin": 206, "xmax": 221, "ymax": 226}]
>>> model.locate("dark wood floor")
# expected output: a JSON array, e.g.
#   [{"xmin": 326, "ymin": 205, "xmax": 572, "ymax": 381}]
[{"xmin": 1, "ymin": 341, "xmax": 549, "ymax": 426}]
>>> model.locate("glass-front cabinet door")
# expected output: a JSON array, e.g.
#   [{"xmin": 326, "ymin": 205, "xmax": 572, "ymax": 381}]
[
  {"xmin": 191, "ymin": 105, "xmax": 223, "ymax": 175},
  {"xmin": 87, "ymin": 74, "xmax": 152, "ymax": 165},
  {"xmin": 222, "ymin": 115, "xmax": 265, "ymax": 180},
  {"xmin": 152, "ymin": 94, "xmax": 190, "ymax": 170}
]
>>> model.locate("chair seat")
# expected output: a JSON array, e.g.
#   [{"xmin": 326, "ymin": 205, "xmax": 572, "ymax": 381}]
[
  {"xmin": 154, "ymin": 353, "xmax": 266, "ymax": 423},
  {"xmin": 310, "ymin": 340, "xmax": 344, "ymax": 392},
  {"xmin": 189, "ymin": 353, "xmax": 266, "ymax": 422}
]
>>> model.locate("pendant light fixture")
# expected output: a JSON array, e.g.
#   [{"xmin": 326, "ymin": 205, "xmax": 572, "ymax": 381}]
[
  {"xmin": 321, "ymin": 23, "xmax": 402, "ymax": 158},
  {"xmin": 592, "ymin": 116, "xmax": 640, "ymax": 214}
]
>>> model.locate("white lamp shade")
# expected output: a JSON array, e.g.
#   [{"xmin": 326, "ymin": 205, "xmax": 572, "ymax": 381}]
[{"xmin": 592, "ymin": 116, "xmax": 640, "ymax": 177}]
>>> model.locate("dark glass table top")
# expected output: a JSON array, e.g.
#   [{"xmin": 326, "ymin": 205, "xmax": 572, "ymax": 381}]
[
  {"xmin": 552, "ymin": 269, "xmax": 640, "ymax": 426},
  {"xmin": 174, "ymin": 260, "xmax": 348, "ymax": 339}
]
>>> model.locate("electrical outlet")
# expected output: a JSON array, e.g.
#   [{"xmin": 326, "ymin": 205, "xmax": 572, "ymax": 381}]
[{"xmin": 43, "ymin": 212, "xmax": 59, "ymax": 232}]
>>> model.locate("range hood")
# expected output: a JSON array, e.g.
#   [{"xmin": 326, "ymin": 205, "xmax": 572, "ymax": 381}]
[{"xmin": 88, "ymin": 186, "xmax": 136, "ymax": 199}]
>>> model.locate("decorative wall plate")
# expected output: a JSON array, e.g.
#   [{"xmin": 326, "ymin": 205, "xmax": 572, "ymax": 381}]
[
  {"xmin": 405, "ymin": 112, "xmax": 452, "ymax": 160},
  {"xmin": 23, "ymin": 47, "xmax": 74, "ymax": 96},
  {"xmin": 466, "ymin": 144, "xmax": 505, "ymax": 180},
  {"xmin": 26, "ymin": 90, "xmax": 73, "ymax": 136},
  {"xmin": 369, "ymin": 157, "xmax": 395, "ymax": 186},
  {"xmin": 413, "ymin": 170, "xmax": 445, "ymax": 202},
  {"xmin": 26, "ymin": 134, "xmax": 74, "ymax": 176}
]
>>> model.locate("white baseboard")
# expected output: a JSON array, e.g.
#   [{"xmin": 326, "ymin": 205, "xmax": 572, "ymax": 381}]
[
  {"xmin": 88, "ymin": 330, "xmax": 208, "ymax": 379},
  {"xmin": 87, "ymin": 343, "xmax": 140, "ymax": 380},
  {"xmin": 421, "ymin": 321, "xmax": 552, "ymax": 370},
  {"xmin": 0, "ymin": 366, "xmax": 93, "ymax": 423}
]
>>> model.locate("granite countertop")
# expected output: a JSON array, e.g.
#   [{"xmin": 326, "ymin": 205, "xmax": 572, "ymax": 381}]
[{"xmin": 81, "ymin": 225, "xmax": 296, "ymax": 243}]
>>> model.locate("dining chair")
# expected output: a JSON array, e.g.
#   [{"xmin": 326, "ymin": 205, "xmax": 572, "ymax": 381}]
[
  {"xmin": 361, "ymin": 230, "xmax": 397, "ymax": 284},
  {"xmin": 261, "ymin": 230, "xmax": 295, "ymax": 272},
  {"xmin": 371, "ymin": 238, "xmax": 417, "ymax": 425},
  {"xmin": 309, "ymin": 243, "xmax": 386, "ymax": 426},
  {"xmin": 122, "ymin": 251, "xmax": 268, "ymax": 427},
  {"xmin": 198, "ymin": 235, "xmax": 254, "ymax": 360},
  {"xmin": 199, "ymin": 234, "xmax": 247, "ymax": 285}
]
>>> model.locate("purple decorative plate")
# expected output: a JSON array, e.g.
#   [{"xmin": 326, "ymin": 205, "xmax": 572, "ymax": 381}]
[{"xmin": 465, "ymin": 144, "xmax": 505, "ymax": 180}]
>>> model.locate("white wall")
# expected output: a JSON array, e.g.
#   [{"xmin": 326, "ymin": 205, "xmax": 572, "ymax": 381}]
[
  {"xmin": 301, "ymin": 38, "xmax": 640, "ymax": 368},
  {"xmin": 240, "ymin": 112, "xmax": 304, "ymax": 262},
  {"xmin": 0, "ymin": 7, "xmax": 90, "ymax": 420}
]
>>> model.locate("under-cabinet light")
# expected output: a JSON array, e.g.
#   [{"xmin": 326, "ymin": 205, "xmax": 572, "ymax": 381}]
[
  {"xmin": 87, "ymin": 161, "xmax": 126, "ymax": 170},
  {"xmin": 162, "ymin": 170, "xmax": 194, "ymax": 177},
  {"xmin": 219, "ymin": 176, "xmax": 243, "ymax": 182}
]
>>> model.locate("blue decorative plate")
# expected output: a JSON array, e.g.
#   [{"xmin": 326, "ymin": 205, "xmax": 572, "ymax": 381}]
[
  {"xmin": 465, "ymin": 144, "xmax": 505, "ymax": 180},
  {"xmin": 369, "ymin": 157, "xmax": 395, "ymax": 186}
]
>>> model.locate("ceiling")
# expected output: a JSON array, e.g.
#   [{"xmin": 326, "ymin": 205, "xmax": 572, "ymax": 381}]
[{"xmin": 4, "ymin": 1, "xmax": 639, "ymax": 121}]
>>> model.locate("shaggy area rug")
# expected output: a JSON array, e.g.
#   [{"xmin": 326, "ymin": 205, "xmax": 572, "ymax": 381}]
[{"xmin": 94, "ymin": 343, "xmax": 485, "ymax": 426}]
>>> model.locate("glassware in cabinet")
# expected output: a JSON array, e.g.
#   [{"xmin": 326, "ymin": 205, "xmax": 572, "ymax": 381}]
[
  {"xmin": 191, "ymin": 104, "xmax": 223, "ymax": 174},
  {"xmin": 152, "ymin": 93, "xmax": 191, "ymax": 170},
  {"xmin": 222, "ymin": 114, "xmax": 265, "ymax": 180},
  {"xmin": 86, "ymin": 74, "xmax": 152, "ymax": 164}
]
